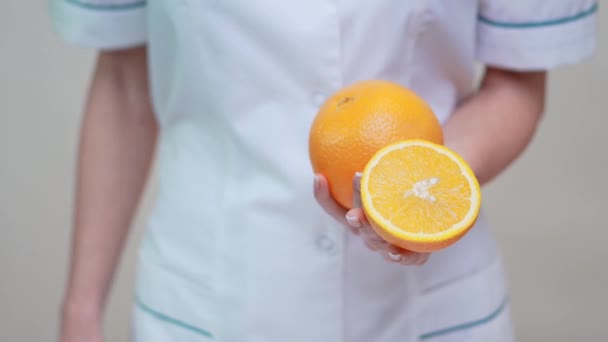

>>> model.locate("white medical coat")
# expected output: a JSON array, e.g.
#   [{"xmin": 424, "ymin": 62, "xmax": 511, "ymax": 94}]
[{"xmin": 50, "ymin": 0, "xmax": 597, "ymax": 341}]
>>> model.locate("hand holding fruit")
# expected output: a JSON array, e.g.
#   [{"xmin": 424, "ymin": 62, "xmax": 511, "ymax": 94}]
[
  {"xmin": 309, "ymin": 80, "xmax": 481, "ymax": 260},
  {"xmin": 314, "ymin": 172, "xmax": 430, "ymax": 265}
]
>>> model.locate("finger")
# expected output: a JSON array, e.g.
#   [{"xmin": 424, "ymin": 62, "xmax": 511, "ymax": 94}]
[
  {"xmin": 314, "ymin": 174, "xmax": 359, "ymax": 235},
  {"xmin": 361, "ymin": 226, "xmax": 389, "ymax": 251},
  {"xmin": 359, "ymin": 223, "xmax": 383, "ymax": 244},
  {"xmin": 352, "ymin": 172, "xmax": 363, "ymax": 208},
  {"xmin": 398, "ymin": 252, "xmax": 430, "ymax": 266},
  {"xmin": 401, "ymin": 252, "xmax": 430, "ymax": 266},
  {"xmin": 345, "ymin": 207, "xmax": 370, "ymax": 227},
  {"xmin": 356, "ymin": 222, "xmax": 386, "ymax": 250},
  {"xmin": 363, "ymin": 238, "xmax": 385, "ymax": 251},
  {"xmin": 313, "ymin": 174, "xmax": 348, "ymax": 224},
  {"xmin": 386, "ymin": 250, "xmax": 404, "ymax": 263},
  {"xmin": 345, "ymin": 209, "xmax": 363, "ymax": 235},
  {"xmin": 382, "ymin": 245, "xmax": 431, "ymax": 266},
  {"xmin": 413, "ymin": 252, "xmax": 431, "ymax": 266},
  {"xmin": 382, "ymin": 245, "xmax": 406, "ymax": 263}
]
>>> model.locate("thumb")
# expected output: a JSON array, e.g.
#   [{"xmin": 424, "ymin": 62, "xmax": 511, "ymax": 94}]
[{"xmin": 352, "ymin": 172, "xmax": 363, "ymax": 208}]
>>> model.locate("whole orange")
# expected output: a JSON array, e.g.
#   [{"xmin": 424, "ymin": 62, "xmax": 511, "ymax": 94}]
[{"xmin": 309, "ymin": 80, "xmax": 444, "ymax": 209}]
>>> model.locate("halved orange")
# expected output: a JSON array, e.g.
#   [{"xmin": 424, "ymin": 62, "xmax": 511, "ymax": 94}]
[{"xmin": 361, "ymin": 140, "xmax": 481, "ymax": 253}]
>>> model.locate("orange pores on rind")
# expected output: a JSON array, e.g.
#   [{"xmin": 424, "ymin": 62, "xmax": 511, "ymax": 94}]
[
  {"xmin": 361, "ymin": 140, "xmax": 481, "ymax": 253},
  {"xmin": 308, "ymin": 80, "xmax": 443, "ymax": 209}
]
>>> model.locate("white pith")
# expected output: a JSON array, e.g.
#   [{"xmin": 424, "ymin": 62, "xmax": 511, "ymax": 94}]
[{"xmin": 405, "ymin": 177, "xmax": 439, "ymax": 202}]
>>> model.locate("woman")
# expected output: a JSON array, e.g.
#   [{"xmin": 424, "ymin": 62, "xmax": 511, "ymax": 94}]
[{"xmin": 53, "ymin": 1, "xmax": 597, "ymax": 341}]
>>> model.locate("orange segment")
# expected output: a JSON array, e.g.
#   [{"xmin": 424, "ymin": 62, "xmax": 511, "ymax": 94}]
[{"xmin": 361, "ymin": 140, "xmax": 481, "ymax": 252}]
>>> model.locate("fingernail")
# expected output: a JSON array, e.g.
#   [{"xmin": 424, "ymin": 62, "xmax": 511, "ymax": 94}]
[
  {"xmin": 314, "ymin": 175, "xmax": 321, "ymax": 192},
  {"xmin": 345, "ymin": 214, "xmax": 362, "ymax": 228},
  {"xmin": 355, "ymin": 172, "xmax": 363, "ymax": 178},
  {"xmin": 387, "ymin": 251, "xmax": 402, "ymax": 261}
]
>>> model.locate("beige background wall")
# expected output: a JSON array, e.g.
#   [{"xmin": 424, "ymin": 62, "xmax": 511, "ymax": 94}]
[{"xmin": 1, "ymin": 2, "xmax": 606, "ymax": 341}]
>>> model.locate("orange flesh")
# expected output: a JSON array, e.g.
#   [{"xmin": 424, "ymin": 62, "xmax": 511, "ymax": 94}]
[{"xmin": 366, "ymin": 145, "xmax": 473, "ymax": 234}]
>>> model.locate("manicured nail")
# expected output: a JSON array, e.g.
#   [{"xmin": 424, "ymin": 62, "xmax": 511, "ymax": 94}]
[
  {"xmin": 345, "ymin": 213, "xmax": 362, "ymax": 228},
  {"xmin": 388, "ymin": 252, "xmax": 403, "ymax": 262}
]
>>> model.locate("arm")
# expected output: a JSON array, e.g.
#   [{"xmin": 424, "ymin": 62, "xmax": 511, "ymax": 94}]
[
  {"xmin": 444, "ymin": 67, "xmax": 547, "ymax": 185},
  {"xmin": 60, "ymin": 47, "xmax": 157, "ymax": 341}
]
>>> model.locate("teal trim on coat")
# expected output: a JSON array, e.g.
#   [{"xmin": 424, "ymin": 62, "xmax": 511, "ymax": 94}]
[
  {"xmin": 64, "ymin": 0, "xmax": 146, "ymax": 11},
  {"xmin": 135, "ymin": 296, "xmax": 214, "ymax": 339},
  {"xmin": 479, "ymin": 3, "xmax": 597, "ymax": 28},
  {"xmin": 419, "ymin": 296, "xmax": 510, "ymax": 340}
]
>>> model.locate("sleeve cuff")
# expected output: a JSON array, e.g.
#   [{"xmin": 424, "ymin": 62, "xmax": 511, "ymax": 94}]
[
  {"xmin": 476, "ymin": 3, "xmax": 598, "ymax": 71},
  {"xmin": 50, "ymin": 0, "xmax": 147, "ymax": 50}
]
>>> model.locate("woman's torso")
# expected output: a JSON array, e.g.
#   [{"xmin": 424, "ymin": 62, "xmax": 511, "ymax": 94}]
[{"xmin": 134, "ymin": 1, "xmax": 504, "ymax": 341}]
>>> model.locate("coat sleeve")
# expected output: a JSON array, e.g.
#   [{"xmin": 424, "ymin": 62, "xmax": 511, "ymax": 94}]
[
  {"xmin": 49, "ymin": 0, "xmax": 147, "ymax": 50},
  {"xmin": 476, "ymin": 0, "xmax": 598, "ymax": 70}
]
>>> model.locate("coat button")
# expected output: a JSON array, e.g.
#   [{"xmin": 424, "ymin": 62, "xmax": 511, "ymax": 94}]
[{"xmin": 316, "ymin": 233, "xmax": 337, "ymax": 255}]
